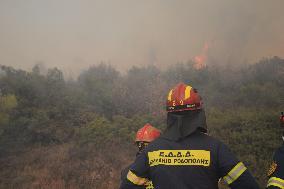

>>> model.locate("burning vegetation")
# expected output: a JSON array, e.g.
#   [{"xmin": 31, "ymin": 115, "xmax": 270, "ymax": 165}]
[{"xmin": 193, "ymin": 43, "xmax": 209, "ymax": 70}]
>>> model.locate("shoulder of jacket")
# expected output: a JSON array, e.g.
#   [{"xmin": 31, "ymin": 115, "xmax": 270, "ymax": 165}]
[{"xmin": 199, "ymin": 133, "xmax": 223, "ymax": 144}]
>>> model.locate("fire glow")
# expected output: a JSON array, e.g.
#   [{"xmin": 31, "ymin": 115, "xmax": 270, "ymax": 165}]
[{"xmin": 193, "ymin": 43, "xmax": 209, "ymax": 70}]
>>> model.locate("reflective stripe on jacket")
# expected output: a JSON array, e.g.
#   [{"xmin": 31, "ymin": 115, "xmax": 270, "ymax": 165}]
[
  {"xmin": 120, "ymin": 132, "xmax": 259, "ymax": 189},
  {"xmin": 267, "ymin": 144, "xmax": 284, "ymax": 189},
  {"xmin": 120, "ymin": 165, "xmax": 155, "ymax": 189}
]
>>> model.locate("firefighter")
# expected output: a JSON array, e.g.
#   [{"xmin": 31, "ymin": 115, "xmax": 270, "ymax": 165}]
[
  {"xmin": 120, "ymin": 82, "xmax": 259, "ymax": 189},
  {"xmin": 120, "ymin": 123, "xmax": 161, "ymax": 189},
  {"xmin": 266, "ymin": 112, "xmax": 284, "ymax": 188}
]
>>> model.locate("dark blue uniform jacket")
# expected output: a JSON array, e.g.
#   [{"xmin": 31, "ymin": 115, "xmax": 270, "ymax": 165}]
[{"xmin": 120, "ymin": 132, "xmax": 259, "ymax": 189}]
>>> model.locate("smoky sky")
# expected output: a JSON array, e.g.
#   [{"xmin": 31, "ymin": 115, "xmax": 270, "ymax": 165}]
[{"xmin": 0, "ymin": 0, "xmax": 283, "ymax": 75}]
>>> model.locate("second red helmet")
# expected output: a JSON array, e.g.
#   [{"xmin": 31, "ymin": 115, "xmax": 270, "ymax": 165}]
[{"xmin": 135, "ymin": 123, "xmax": 161, "ymax": 142}]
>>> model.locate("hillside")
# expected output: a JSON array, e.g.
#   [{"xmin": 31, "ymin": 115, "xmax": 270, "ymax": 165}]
[{"xmin": 0, "ymin": 57, "xmax": 284, "ymax": 188}]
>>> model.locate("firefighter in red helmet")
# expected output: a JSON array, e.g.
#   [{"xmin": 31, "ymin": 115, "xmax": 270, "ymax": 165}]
[
  {"xmin": 120, "ymin": 123, "xmax": 161, "ymax": 189},
  {"xmin": 266, "ymin": 112, "xmax": 284, "ymax": 188},
  {"xmin": 120, "ymin": 83, "xmax": 259, "ymax": 189},
  {"xmin": 136, "ymin": 124, "xmax": 161, "ymax": 146}
]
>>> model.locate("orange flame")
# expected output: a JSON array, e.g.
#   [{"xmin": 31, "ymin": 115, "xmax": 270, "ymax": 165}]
[{"xmin": 193, "ymin": 43, "xmax": 209, "ymax": 70}]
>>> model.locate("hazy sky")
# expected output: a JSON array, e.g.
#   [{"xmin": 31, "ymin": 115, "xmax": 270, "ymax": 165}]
[{"xmin": 0, "ymin": 0, "xmax": 284, "ymax": 75}]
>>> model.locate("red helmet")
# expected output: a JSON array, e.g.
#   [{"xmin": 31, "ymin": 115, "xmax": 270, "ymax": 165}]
[
  {"xmin": 135, "ymin": 123, "xmax": 161, "ymax": 142},
  {"xmin": 166, "ymin": 83, "xmax": 202, "ymax": 112}
]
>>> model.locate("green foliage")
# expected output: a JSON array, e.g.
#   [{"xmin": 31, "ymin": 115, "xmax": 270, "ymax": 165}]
[
  {"xmin": 0, "ymin": 94, "xmax": 17, "ymax": 135},
  {"xmin": 78, "ymin": 63, "xmax": 120, "ymax": 117},
  {"xmin": 0, "ymin": 57, "xmax": 283, "ymax": 188},
  {"xmin": 78, "ymin": 116, "xmax": 113, "ymax": 144},
  {"xmin": 0, "ymin": 94, "xmax": 17, "ymax": 111}
]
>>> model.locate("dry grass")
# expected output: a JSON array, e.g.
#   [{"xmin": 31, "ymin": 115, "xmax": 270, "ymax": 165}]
[{"xmin": 0, "ymin": 142, "xmax": 135, "ymax": 189}]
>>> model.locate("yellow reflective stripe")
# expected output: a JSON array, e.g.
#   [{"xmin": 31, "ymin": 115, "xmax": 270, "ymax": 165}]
[
  {"xmin": 146, "ymin": 181, "xmax": 154, "ymax": 189},
  {"xmin": 168, "ymin": 90, "xmax": 173, "ymax": 101},
  {"xmin": 127, "ymin": 170, "xmax": 148, "ymax": 186},
  {"xmin": 184, "ymin": 86, "xmax": 192, "ymax": 100},
  {"xmin": 267, "ymin": 177, "xmax": 284, "ymax": 188},
  {"xmin": 223, "ymin": 162, "xmax": 247, "ymax": 185}
]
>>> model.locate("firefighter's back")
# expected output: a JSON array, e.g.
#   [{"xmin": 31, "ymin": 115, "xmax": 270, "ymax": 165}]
[{"xmin": 144, "ymin": 132, "xmax": 222, "ymax": 189}]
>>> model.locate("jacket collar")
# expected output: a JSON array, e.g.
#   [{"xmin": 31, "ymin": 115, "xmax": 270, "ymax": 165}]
[{"xmin": 161, "ymin": 109, "xmax": 207, "ymax": 141}]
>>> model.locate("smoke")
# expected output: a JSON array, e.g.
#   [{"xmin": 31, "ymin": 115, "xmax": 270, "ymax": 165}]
[{"xmin": 0, "ymin": 0, "xmax": 283, "ymax": 75}]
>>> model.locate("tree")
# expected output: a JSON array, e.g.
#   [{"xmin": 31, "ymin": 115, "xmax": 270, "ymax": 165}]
[{"xmin": 0, "ymin": 94, "xmax": 17, "ymax": 135}]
